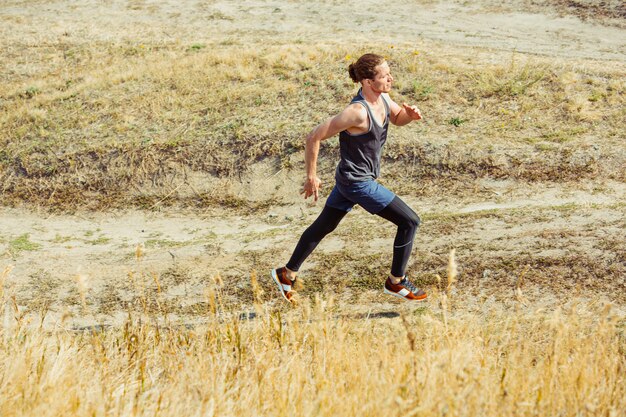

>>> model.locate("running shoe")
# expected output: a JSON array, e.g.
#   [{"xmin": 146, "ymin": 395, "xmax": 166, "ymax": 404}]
[
  {"xmin": 384, "ymin": 276, "xmax": 427, "ymax": 301},
  {"xmin": 270, "ymin": 267, "xmax": 296, "ymax": 302}
]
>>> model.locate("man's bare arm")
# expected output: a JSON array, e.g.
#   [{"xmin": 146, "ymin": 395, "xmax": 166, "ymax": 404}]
[
  {"xmin": 302, "ymin": 105, "xmax": 366, "ymax": 201},
  {"xmin": 385, "ymin": 94, "xmax": 423, "ymax": 126}
]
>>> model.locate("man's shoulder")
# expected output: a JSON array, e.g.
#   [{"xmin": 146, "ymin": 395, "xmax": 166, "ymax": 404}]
[{"xmin": 343, "ymin": 102, "xmax": 368, "ymax": 122}]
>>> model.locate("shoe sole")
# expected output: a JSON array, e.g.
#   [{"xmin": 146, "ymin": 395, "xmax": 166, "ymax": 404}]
[
  {"xmin": 383, "ymin": 288, "xmax": 427, "ymax": 301},
  {"xmin": 271, "ymin": 269, "xmax": 292, "ymax": 303}
]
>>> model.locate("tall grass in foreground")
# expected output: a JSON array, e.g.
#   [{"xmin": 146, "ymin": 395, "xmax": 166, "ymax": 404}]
[{"xmin": 0, "ymin": 274, "xmax": 623, "ymax": 416}]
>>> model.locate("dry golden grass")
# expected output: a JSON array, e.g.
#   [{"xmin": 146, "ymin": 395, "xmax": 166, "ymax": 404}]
[
  {"xmin": 1, "ymin": 268, "xmax": 624, "ymax": 417},
  {"xmin": 1, "ymin": 253, "xmax": 624, "ymax": 416},
  {"xmin": 1, "ymin": 42, "xmax": 624, "ymax": 210}
]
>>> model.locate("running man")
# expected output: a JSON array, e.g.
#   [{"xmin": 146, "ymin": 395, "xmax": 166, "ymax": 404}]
[{"xmin": 271, "ymin": 53, "xmax": 427, "ymax": 302}]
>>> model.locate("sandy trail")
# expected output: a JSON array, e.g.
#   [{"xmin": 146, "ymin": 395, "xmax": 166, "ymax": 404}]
[
  {"xmin": 1, "ymin": 179, "xmax": 624, "ymax": 327},
  {"xmin": 0, "ymin": 0, "xmax": 624, "ymax": 62},
  {"xmin": 1, "ymin": 180, "xmax": 621, "ymax": 278}
]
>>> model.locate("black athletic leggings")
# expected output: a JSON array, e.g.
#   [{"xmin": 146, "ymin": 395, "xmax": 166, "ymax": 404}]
[{"xmin": 286, "ymin": 196, "xmax": 420, "ymax": 277}]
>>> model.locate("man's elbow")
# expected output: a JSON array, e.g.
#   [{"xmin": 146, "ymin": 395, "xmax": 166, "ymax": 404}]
[
  {"xmin": 390, "ymin": 111, "xmax": 402, "ymax": 126},
  {"xmin": 305, "ymin": 131, "xmax": 321, "ymax": 148},
  {"xmin": 306, "ymin": 126, "xmax": 326, "ymax": 143}
]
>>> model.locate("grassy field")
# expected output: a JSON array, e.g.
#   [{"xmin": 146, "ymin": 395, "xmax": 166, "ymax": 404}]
[
  {"xmin": 1, "ymin": 42, "xmax": 624, "ymax": 209},
  {"xmin": 1, "ymin": 1, "xmax": 625, "ymax": 416}
]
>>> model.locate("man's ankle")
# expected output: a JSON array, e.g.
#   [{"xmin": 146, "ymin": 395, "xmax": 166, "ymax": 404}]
[
  {"xmin": 285, "ymin": 267, "xmax": 297, "ymax": 281},
  {"xmin": 389, "ymin": 274, "xmax": 404, "ymax": 285}
]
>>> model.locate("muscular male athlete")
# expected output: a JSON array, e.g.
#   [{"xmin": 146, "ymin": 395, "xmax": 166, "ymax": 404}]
[{"xmin": 271, "ymin": 53, "xmax": 427, "ymax": 302}]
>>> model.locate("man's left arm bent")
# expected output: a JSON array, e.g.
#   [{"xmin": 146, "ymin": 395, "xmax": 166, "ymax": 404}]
[{"xmin": 384, "ymin": 94, "xmax": 423, "ymax": 126}]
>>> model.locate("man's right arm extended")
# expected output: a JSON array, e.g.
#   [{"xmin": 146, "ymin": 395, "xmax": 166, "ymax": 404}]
[{"xmin": 302, "ymin": 105, "xmax": 365, "ymax": 201}]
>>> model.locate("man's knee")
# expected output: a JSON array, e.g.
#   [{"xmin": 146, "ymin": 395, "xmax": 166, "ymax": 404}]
[
  {"xmin": 320, "ymin": 222, "xmax": 340, "ymax": 236},
  {"xmin": 412, "ymin": 212, "xmax": 421, "ymax": 229},
  {"xmin": 310, "ymin": 206, "xmax": 346, "ymax": 238},
  {"xmin": 406, "ymin": 211, "xmax": 420, "ymax": 231}
]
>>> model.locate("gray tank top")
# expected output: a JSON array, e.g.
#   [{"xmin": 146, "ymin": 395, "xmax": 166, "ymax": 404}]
[{"xmin": 335, "ymin": 89, "xmax": 390, "ymax": 185}]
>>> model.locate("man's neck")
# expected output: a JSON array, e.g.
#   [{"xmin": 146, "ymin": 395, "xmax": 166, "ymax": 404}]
[{"xmin": 360, "ymin": 86, "xmax": 382, "ymax": 105}]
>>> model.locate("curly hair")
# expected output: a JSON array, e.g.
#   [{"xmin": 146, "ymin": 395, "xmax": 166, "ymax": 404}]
[{"xmin": 348, "ymin": 53, "xmax": 385, "ymax": 83}]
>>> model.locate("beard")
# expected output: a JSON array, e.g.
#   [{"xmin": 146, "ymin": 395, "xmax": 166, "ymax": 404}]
[{"xmin": 373, "ymin": 83, "xmax": 392, "ymax": 94}]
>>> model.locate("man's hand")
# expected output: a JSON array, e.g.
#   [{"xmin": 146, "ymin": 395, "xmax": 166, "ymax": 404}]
[
  {"xmin": 402, "ymin": 103, "xmax": 422, "ymax": 120},
  {"xmin": 301, "ymin": 176, "xmax": 322, "ymax": 201}
]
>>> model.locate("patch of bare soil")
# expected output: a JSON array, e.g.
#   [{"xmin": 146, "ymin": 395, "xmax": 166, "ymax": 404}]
[
  {"xmin": 0, "ymin": 0, "xmax": 624, "ymax": 62},
  {"xmin": 545, "ymin": 0, "xmax": 625, "ymax": 22},
  {"xmin": 1, "ymin": 180, "xmax": 623, "ymax": 328}
]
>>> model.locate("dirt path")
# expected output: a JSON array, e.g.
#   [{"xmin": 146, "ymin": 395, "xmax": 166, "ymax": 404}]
[
  {"xmin": 1, "ymin": 0, "xmax": 624, "ymax": 62},
  {"xmin": 2, "ymin": 179, "xmax": 624, "ymax": 327}
]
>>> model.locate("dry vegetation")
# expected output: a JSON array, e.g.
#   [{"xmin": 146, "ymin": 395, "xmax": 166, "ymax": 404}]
[
  {"xmin": 1, "ymin": 1, "xmax": 625, "ymax": 416},
  {"xmin": 1, "ymin": 263, "xmax": 624, "ymax": 417},
  {"xmin": 1, "ymin": 42, "xmax": 624, "ymax": 210},
  {"xmin": 479, "ymin": 0, "xmax": 626, "ymax": 25}
]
